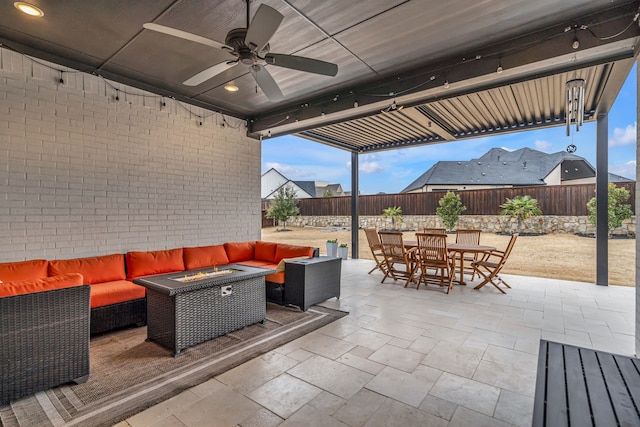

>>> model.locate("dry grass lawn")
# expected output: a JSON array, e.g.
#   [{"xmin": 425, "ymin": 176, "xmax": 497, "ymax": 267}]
[{"xmin": 262, "ymin": 226, "xmax": 635, "ymax": 287}]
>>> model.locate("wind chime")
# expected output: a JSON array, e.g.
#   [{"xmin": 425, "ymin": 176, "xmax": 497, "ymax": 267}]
[{"xmin": 565, "ymin": 78, "xmax": 585, "ymax": 153}]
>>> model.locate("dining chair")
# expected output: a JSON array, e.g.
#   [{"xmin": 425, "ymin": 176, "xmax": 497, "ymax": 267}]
[
  {"xmin": 378, "ymin": 231, "xmax": 417, "ymax": 286},
  {"xmin": 413, "ymin": 232, "xmax": 455, "ymax": 293},
  {"xmin": 455, "ymin": 228, "xmax": 482, "ymax": 280},
  {"xmin": 364, "ymin": 228, "xmax": 387, "ymax": 275},
  {"xmin": 423, "ymin": 227, "xmax": 446, "ymax": 234},
  {"xmin": 471, "ymin": 233, "xmax": 518, "ymax": 294}
]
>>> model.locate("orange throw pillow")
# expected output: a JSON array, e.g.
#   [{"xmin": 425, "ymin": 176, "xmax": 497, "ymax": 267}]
[
  {"xmin": 274, "ymin": 244, "xmax": 314, "ymax": 262},
  {"xmin": 183, "ymin": 245, "xmax": 230, "ymax": 270},
  {"xmin": 0, "ymin": 273, "xmax": 84, "ymax": 298},
  {"xmin": 126, "ymin": 248, "xmax": 185, "ymax": 280},
  {"xmin": 0, "ymin": 259, "xmax": 49, "ymax": 282},
  {"xmin": 49, "ymin": 254, "xmax": 126, "ymax": 284},
  {"xmin": 224, "ymin": 241, "xmax": 256, "ymax": 263},
  {"xmin": 255, "ymin": 241, "xmax": 278, "ymax": 262}
]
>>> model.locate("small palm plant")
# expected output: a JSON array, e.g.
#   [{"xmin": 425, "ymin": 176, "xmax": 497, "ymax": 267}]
[
  {"xmin": 500, "ymin": 195, "xmax": 542, "ymax": 233},
  {"xmin": 382, "ymin": 206, "xmax": 403, "ymax": 230}
]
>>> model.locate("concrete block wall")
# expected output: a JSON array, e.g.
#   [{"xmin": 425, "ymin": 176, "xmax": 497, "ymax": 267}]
[{"xmin": 0, "ymin": 48, "xmax": 261, "ymax": 261}]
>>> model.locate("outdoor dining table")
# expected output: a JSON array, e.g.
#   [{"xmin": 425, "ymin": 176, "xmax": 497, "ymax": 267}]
[{"xmin": 404, "ymin": 241, "xmax": 496, "ymax": 286}]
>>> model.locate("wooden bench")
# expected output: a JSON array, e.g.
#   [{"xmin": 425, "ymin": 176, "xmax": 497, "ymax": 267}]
[{"xmin": 533, "ymin": 340, "xmax": 640, "ymax": 426}]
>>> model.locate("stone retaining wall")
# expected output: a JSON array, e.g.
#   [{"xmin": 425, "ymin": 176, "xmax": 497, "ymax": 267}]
[{"xmin": 283, "ymin": 215, "xmax": 636, "ymax": 236}]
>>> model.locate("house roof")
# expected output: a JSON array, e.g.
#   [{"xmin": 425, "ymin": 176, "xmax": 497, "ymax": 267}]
[
  {"xmin": 292, "ymin": 181, "xmax": 317, "ymax": 197},
  {"xmin": 401, "ymin": 147, "xmax": 598, "ymax": 192}
]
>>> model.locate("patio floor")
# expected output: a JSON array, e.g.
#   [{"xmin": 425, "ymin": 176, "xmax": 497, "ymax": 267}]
[{"xmin": 118, "ymin": 259, "xmax": 636, "ymax": 427}]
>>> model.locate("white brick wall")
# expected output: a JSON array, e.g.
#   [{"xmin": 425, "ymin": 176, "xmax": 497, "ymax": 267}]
[{"xmin": 0, "ymin": 48, "xmax": 261, "ymax": 261}]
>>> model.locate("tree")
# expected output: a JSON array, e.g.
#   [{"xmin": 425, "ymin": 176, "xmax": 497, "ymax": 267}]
[
  {"xmin": 500, "ymin": 195, "xmax": 542, "ymax": 232},
  {"xmin": 436, "ymin": 191, "xmax": 466, "ymax": 231},
  {"xmin": 587, "ymin": 183, "xmax": 633, "ymax": 234},
  {"xmin": 323, "ymin": 189, "xmax": 334, "ymax": 197},
  {"xmin": 382, "ymin": 206, "xmax": 403, "ymax": 230},
  {"xmin": 266, "ymin": 185, "xmax": 300, "ymax": 231}
]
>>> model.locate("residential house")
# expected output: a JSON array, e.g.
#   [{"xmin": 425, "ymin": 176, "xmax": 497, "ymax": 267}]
[
  {"xmin": 261, "ymin": 168, "xmax": 345, "ymax": 199},
  {"xmin": 402, "ymin": 147, "xmax": 632, "ymax": 193}
]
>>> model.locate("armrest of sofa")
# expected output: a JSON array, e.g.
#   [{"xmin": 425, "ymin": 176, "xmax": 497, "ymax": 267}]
[{"xmin": 0, "ymin": 280, "xmax": 90, "ymax": 404}]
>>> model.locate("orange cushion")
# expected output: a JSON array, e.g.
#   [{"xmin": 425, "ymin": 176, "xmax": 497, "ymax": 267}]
[
  {"xmin": 0, "ymin": 259, "xmax": 49, "ymax": 282},
  {"xmin": 255, "ymin": 241, "xmax": 278, "ymax": 262},
  {"xmin": 274, "ymin": 244, "xmax": 314, "ymax": 262},
  {"xmin": 183, "ymin": 245, "xmax": 230, "ymax": 270},
  {"xmin": 90, "ymin": 280, "xmax": 146, "ymax": 308},
  {"xmin": 0, "ymin": 273, "xmax": 84, "ymax": 297},
  {"xmin": 238, "ymin": 260, "xmax": 276, "ymax": 268},
  {"xmin": 126, "ymin": 248, "xmax": 185, "ymax": 280},
  {"xmin": 224, "ymin": 241, "xmax": 256, "ymax": 263},
  {"xmin": 49, "ymin": 254, "xmax": 126, "ymax": 285},
  {"xmin": 265, "ymin": 272, "xmax": 285, "ymax": 284}
]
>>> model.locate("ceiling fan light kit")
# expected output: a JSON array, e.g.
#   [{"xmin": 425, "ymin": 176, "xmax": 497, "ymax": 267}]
[{"xmin": 143, "ymin": 0, "xmax": 338, "ymax": 101}]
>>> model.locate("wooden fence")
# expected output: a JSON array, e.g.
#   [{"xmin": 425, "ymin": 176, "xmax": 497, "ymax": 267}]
[{"xmin": 261, "ymin": 183, "xmax": 635, "ymax": 216}]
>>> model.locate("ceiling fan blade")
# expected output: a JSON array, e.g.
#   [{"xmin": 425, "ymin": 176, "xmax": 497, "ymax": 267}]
[
  {"xmin": 265, "ymin": 54, "xmax": 338, "ymax": 77},
  {"xmin": 251, "ymin": 65, "xmax": 283, "ymax": 101},
  {"xmin": 244, "ymin": 4, "xmax": 283, "ymax": 52},
  {"xmin": 184, "ymin": 61, "xmax": 238, "ymax": 86},
  {"xmin": 143, "ymin": 23, "xmax": 232, "ymax": 51}
]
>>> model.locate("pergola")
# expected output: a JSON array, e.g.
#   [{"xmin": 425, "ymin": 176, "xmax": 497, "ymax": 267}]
[{"xmin": 1, "ymin": 0, "xmax": 638, "ymax": 339}]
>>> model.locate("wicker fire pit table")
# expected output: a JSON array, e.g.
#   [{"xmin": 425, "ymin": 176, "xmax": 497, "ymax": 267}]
[{"xmin": 134, "ymin": 264, "xmax": 274, "ymax": 356}]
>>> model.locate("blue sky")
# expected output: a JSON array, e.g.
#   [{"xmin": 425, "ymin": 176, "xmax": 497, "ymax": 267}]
[{"xmin": 262, "ymin": 65, "xmax": 637, "ymax": 195}]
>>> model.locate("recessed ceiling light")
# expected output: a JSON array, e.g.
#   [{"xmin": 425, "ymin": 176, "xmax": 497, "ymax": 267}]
[
  {"xmin": 224, "ymin": 82, "xmax": 239, "ymax": 92},
  {"xmin": 14, "ymin": 2, "xmax": 44, "ymax": 17}
]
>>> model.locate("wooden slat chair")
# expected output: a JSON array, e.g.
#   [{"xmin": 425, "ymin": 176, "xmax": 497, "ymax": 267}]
[
  {"xmin": 364, "ymin": 228, "xmax": 387, "ymax": 275},
  {"xmin": 455, "ymin": 228, "xmax": 482, "ymax": 280},
  {"xmin": 413, "ymin": 232, "xmax": 455, "ymax": 293},
  {"xmin": 471, "ymin": 233, "xmax": 518, "ymax": 293},
  {"xmin": 423, "ymin": 227, "xmax": 446, "ymax": 234},
  {"xmin": 378, "ymin": 231, "xmax": 417, "ymax": 286}
]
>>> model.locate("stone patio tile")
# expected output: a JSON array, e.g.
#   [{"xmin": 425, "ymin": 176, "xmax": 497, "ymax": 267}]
[
  {"xmin": 472, "ymin": 360, "xmax": 537, "ymax": 397},
  {"xmin": 363, "ymin": 398, "xmax": 448, "ymax": 427},
  {"xmin": 306, "ymin": 391, "xmax": 346, "ymax": 415},
  {"xmin": 247, "ymin": 373, "xmax": 322, "ymax": 419},
  {"xmin": 288, "ymin": 355, "xmax": 374, "ymax": 399},
  {"xmin": 336, "ymin": 351, "xmax": 385, "ymax": 375},
  {"xmin": 365, "ymin": 366, "xmax": 439, "ymax": 408},
  {"xmin": 422, "ymin": 325, "xmax": 470, "ymax": 345},
  {"xmin": 448, "ymin": 406, "xmax": 512, "ymax": 427},
  {"xmin": 299, "ymin": 332, "xmax": 357, "ymax": 359},
  {"xmin": 127, "ymin": 390, "xmax": 201, "ymax": 427},
  {"xmin": 482, "ymin": 344, "xmax": 538, "ymax": 367},
  {"xmin": 333, "ymin": 389, "xmax": 387, "ymax": 427},
  {"xmin": 494, "ymin": 390, "xmax": 534, "ymax": 427},
  {"xmin": 279, "ymin": 405, "xmax": 349, "ymax": 427},
  {"xmin": 363, "ymin": 319, "xmax": 425, "ymax": 341},
  {"xmin": 429, "ymin": 372, "xmax": 500, "ymax": 416},
  {"xmin": 408, "ymin": 335, "xmax": 439, "ymax": 354},
  {"xmin": 239, "ymin": 408, "xmax": 283, "ymax": 427},
  {"xmin": 216, "ymin": 351, "xmax": 300, "ymax": 394},
  {"xmin": 418, "ymin": 395, "xmax": 458, "ymax": 421},
  {"xmin": 421, "ymin": 341, "xmax": 484, "ymax": 378},
  {"xmin": 174, "ymin": 387, "xmax": 261, "ymax": 426},
  {"xmin": 368, "ymin": 344, "xmax": 424, "ymax": 372},
  {"xmin": 342, "ymin": 328, "xmax": 392, "ymax": 351}
]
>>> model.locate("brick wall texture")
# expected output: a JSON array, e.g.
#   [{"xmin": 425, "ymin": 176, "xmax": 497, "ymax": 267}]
[{"xmin": 0, "ymin": 48, "xmax": 261, "ymax": 261}]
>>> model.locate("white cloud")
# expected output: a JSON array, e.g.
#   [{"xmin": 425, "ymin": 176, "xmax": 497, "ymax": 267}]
[
  {"xmin": 609, "ymin": 123, "xmax": 636, "ymax": 147},
  {"xmin": 359, "ymin": 161, "xmax": 383, "ymax": 174},
  {"xmin": 609, "ymin": 160, "xmax": 636, "ymax": 180},
  {"xmin": 264, "ymin": 162, "xmax": 312, "ymax": 178},
  {"xmin": 534, "ymin": 140, "xmax": 552, "ymax": 152}
]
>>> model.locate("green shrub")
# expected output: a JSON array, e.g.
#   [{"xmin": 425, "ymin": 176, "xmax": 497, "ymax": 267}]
[
  {"xmin": 587, "ymin": 183, "xmax": 633, "ymax": 233},
  {"xmin": 500, "ymin": 195, "xmax": 542, "ymax": 232},
  {"xmin": 436, "ymin": 191, "xmax": 466, "ymax": 231}
]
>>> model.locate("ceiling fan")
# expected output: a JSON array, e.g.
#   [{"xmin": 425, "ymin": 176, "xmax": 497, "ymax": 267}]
[{"xmin": 143, "ymin": 0, "xmax": 338, "ymax": 101}]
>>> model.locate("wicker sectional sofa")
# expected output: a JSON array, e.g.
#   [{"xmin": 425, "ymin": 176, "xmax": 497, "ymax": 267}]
[
  {"xmin": 0, "ymin": 273, "xmax": 90, "ymax": 405},
  {"xmin": 0, "ymin": 240, "xmax": 314, "ymax": 404}
]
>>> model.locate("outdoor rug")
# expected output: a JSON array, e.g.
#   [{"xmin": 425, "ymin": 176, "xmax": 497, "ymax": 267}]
[{"xmin": 0, "ymin": 304, "xmax": 347, "ymax": 427}]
